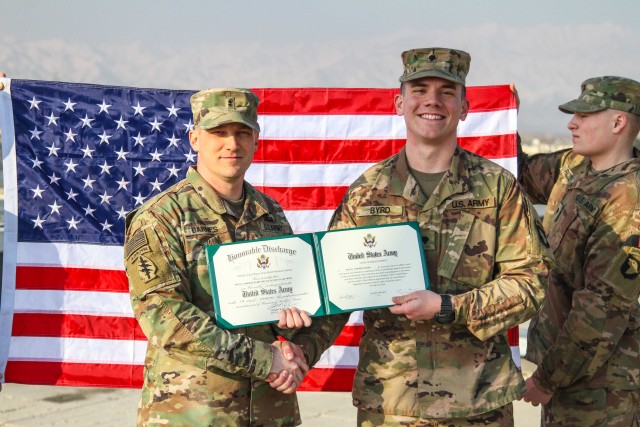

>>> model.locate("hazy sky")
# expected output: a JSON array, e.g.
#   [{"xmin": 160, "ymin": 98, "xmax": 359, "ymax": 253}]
[{"xmin": 2, "ymin": 0, "xmax": 640, "ymax": 135}]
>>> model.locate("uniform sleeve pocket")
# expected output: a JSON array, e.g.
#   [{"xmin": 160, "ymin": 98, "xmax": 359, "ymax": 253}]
[{"xmin": 438, "ymin": 211, "xmax": 496, "ymax": 288}]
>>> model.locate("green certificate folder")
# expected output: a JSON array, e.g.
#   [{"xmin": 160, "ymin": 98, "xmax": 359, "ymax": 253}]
[{"xmin": 205, "ymin": 221, "xmax": 430, "ymax": 329}]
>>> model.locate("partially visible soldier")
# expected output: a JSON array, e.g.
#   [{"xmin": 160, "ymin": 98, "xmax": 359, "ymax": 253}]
[
  {"xmin": 0, "ymin": 71, "xmax": 4, "ymax": 394},
  {"xmin": 520, "ymin": 77, "xmax": 640, "ymax": 426},
  {"xmin": 318, "ymin": 48, "xmax": 553, "ymax": 426},
  {"xmin": 124, "ymin": 87, "xmax": 336, "ymax": 426}
]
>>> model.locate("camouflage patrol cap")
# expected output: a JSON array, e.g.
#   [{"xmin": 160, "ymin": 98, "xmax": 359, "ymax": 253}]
[
  {"xmin": 399, "ymin": 47, "xmax": 471, "ymax": 85},
  {"xmin": 559, "ymin": 76, "xmax": 640, "ymax": 116},
  {"xmin": 190, "ymin": 87, "xmax": 260, "ymax": 132}
]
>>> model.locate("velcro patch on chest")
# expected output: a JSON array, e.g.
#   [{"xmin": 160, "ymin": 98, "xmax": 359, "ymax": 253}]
[
  {"xmin": 260, "ymin": 222, "xmax": 285, "ymax": 233},
  {"xmin": 184, "ymin": 225, "xmax": 219, "ymax": 236},
  {"xmin": 446, "ymin": 197, "xmax": 495, "ymax": 210},
  {"xmin": 575, "ymin": 194, "xmax": 599, "ymax": 216},
  {"xmin": 258, "ymin": 215, "xmax": 286, "ymax": 233},
  {"xmin": 422, "ymin": 231, "xmax": 436, "ymax": 251},
  {"xmin": 356, "ymin": 206, "xmax": 404, "ymax": 217}
]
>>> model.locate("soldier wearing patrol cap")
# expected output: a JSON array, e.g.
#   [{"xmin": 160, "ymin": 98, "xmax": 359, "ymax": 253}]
[
  {"xmin": 124, "ymin": 87, "xmax": 337, "ymax": 426},
  {"xmin": 314, "ymin": 48, "xmax": 553, "ymax": 426},
  {"xmin": 520, "ymin": 76, "xmax": 640, "ymax": 426}
]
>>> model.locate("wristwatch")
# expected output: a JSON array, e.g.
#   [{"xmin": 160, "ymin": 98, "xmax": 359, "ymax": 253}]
[{"xmin": 434, "ymin": 294, "xmax": 455, "ymax": 324}]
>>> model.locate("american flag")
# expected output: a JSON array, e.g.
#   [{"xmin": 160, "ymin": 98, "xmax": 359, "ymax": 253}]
[{"xmin": 0, "ymin": 78, "xmax": 519, "ymax": 390}]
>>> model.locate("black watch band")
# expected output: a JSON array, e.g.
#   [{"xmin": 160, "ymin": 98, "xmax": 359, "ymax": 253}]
[{"xmin": 434, "ymin": 294, "xmax": 455, "ymax": 324}]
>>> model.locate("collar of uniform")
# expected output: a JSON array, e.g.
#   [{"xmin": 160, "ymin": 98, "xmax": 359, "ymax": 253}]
[
  {"xmin": 392, "ymin": 147, "xmax": 427, "ymax": 204},
  {"xmin": 388, "ymin": 145, "xmax": 470, "ymax": 207},
  {"xmin": 565, "ymin": 148, "xmax": 640, "ymax": 194},
  {"xmin": 436, "ymin": 145, "xmax": 470, "ymax": 200},
  {"xmin": 186, "ymin": 167, "xmax": 273, "ymax": 221},
  {"xmin": 421, "ymin": 146, "xmax": 469, "ymax": 211},
  {"xmin": 186, "ymin": 167, "xmax": 227, "ymax": 213},
  {"xmin": 238, "ymin": 184, "xmax": 273, "ymax": 226}
]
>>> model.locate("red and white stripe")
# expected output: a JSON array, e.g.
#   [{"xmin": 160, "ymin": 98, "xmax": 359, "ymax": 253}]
[{"xmin": 0, "ymin": 85, "xmax": 519, "ymax": 389}]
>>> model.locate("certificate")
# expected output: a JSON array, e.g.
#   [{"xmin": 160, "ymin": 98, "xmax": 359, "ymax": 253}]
[
  {"xmin": 206, "ymin": 234, "xmax": 325, "ymax": 329},
  {"xmin": 317, "ymin": 222, "xmax": 430, "ymax": 313},
  {"xmin": 205, "ymin": 222, "xmax": 429, "ymax": 328}
]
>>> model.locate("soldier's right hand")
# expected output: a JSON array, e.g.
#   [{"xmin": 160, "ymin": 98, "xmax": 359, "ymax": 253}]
[
  {"xmin": 267, "ymin": 341, "xmax": 309, "ymax": 394},
  {"xmin": 390, "ymin": 290, "xmax": 442, "ymax": 320}
]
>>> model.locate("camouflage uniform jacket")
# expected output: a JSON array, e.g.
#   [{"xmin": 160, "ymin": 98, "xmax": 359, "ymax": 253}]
[
  {"xmin": 124, "ymin": 167, "xmax": 335, "ymax": 427},
  {"xmin": 520, "ymin": 149, "xmax": 640, "ymax": 394},
  {"xmin": 326, "ymin": 146, "xmax": 552, "ymax": 419}
]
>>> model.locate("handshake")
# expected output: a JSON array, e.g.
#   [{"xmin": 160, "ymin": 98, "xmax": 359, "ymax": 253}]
[{"xmin": 265, "ymin": 307, "xmax": 313, "ymax": 394}]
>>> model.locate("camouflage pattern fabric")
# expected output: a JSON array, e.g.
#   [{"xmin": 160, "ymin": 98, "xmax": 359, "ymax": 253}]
[
  {"xmin": 324, "ymin": 146, "xmax": 552, "ymax": 419},
  {"xmin": 558, "ymin": 76, "xmax": 640, "ymax": 116},
  {"xmin": 520, "ymin": 148, "xmax": 640, "ymax": 425},
  {"xmin": 542, "ymin": 388, "xmax": 639, "ymax": 427},
  {"xmin": 399, "ymin": 47, "xmax": 471, "ymax": 85},
  {"xmin": 190, "ymin": 87, "xmax": 260, "ymax": 132},
  {"xmin": 124, "ymin": 167, "xmax": 336, "ymax": 427},
  {"xmin": 357, "ymin": 403, "xmax": 513, "ymax": 427}
]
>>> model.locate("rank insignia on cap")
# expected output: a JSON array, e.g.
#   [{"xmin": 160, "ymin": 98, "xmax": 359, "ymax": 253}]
[{"xmin": 226, "ymin": 94, "xmax": 236, "ymax": 110}]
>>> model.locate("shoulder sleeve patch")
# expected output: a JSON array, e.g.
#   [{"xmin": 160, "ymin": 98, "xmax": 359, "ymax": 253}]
[
  {"xmin": 621, "ymin": 234, "xmax": 640, "ymax": 280},
  {"xmin": 623, "ymin": 234, "xmax": 640, "ymax": 250},
  {"xmin": 620, "ymin": 252, "xmax": 640, "ymax": 281},
  {"xmin": 136, "ymin": 255, "xmax": 158, "ymax": 283},
  {"xmin": 602, "ymin": 238, "xmax": 640, "ymax": 300},
  {"xmin": 124, "ymin": 226, "xmax": 181, "ymax": 297},
  {"xmin": 124, "ymin": 229, "xmax": 150, "ymax": 261}
]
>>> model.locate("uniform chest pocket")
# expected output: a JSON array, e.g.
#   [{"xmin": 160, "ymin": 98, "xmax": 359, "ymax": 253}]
[
  {"xmin": 438, "ymin": 211, "xmax": 496, "ymax": 289},
  {"xmin": 546, "ymin": 201, "xmax": 590, "ymax": 272},
  {"xmin": 546, "ymin": 202, "xmax": 574, "ymax": 253},
  {"xmin": 184, "ymin": 232, "xmax": 228, "ymax": 263}
]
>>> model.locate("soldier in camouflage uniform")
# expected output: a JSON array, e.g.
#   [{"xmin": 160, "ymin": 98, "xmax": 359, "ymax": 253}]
[
  {"xmin": 320, "ymin": 48, "xmax": 553, "ymax": 426},
  {"xmin": 124, "ymin": 88, "xmax": 337, "ymax": 426},
  {"xmin": 520, "ymin": 77, "xmax": 640, "ymax": 426}
]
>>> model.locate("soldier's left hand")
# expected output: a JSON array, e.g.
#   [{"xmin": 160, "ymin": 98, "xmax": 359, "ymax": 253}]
[
  {"xmin": 277, "ymin": 307, "xmax": 312, "ymax": 329},
  {"xmin": 509, "ymin": 82, "xmax": 520, "ymax": 112},
  {"xmin": 389, "ymin": 290, "xmax": 441, "ymax": 320},
  {"xmin": 521, "ymin": 376, "xmax": 552, "ymax": 406}
]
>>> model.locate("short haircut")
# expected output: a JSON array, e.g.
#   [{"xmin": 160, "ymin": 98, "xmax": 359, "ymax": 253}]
[{"xmin": 626, "ymin": 111, "xmax": 640, "ymax": 139}]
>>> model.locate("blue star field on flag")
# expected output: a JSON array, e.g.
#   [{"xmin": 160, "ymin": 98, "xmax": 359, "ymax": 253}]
[{"xmin": 11, "ymin": 80, "xmax": 197, "ymax": 245}]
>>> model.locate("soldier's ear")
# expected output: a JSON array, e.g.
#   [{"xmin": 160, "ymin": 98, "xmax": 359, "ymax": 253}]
[
  {"xmin": 253, "ymin": 131, "xmax": 259, "ymax": 151},
  {"xmin": 611, "ymin": 111, "xmax": 628, "ymax": 135},
  {"xmin": 395, "ymin": 93, "xmax": 404, "ymax": 116},
  {"xmin": 459, "ymin": 98, "xmax": 470, "ymax": 121},
  {"xmin": 189, "ymin": 128, "xmax": 199, "ymax": 151}
]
